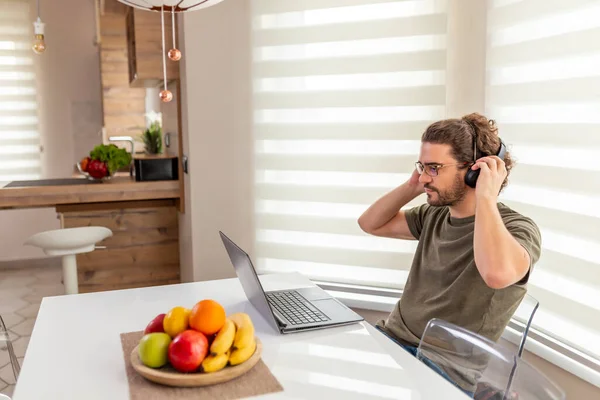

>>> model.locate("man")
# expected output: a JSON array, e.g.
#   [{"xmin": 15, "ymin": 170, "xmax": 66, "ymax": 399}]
[{"xmin": 358, "ymin": 113, "xmax": 541, "ymax": 354}]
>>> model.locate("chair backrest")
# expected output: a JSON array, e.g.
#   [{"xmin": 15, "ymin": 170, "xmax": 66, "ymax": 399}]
[
  {"xmin": 416, "ymin": 318, "xmax": 565, "ymax": 400},
  {"xmin": 0, "ymin": 315, "xmax": 20, "ymax": 381},
  {"xmin": 512, "ymin": 293, "xmax": 540, "ymax": 357}
]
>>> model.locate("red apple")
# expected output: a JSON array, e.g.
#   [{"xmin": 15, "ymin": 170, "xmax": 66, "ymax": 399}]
[
  {"xmin": 168, "ymin": 330, "xmax": 208, "ymax": 372},
  {"xmin": 87, "ymin": 159, "xmax": 108, "ymax": 179},
  {"xmin": 144, "ymin": 313, "xmax": 166, "ymax": 335}
]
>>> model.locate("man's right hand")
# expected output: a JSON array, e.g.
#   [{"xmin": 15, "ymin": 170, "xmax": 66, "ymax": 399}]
[{"xmin": 357, "ymin": 169, "xmax": 424, "ymax": 240}]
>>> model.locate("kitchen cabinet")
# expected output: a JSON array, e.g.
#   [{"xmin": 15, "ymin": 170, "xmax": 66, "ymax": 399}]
[{"xmin": 125, "ymin": 7, "xmax": 180, "ymax": 88}]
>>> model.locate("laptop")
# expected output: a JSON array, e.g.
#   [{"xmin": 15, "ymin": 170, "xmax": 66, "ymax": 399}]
[{"xmin": 219, "ymin": 231, "xmax": 364, "ymax": 333}]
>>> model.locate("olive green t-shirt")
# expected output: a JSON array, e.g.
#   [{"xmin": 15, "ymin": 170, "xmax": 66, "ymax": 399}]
[{"xmin": 377, "ymin": 202, "xmax": 541, "ymax": 347}]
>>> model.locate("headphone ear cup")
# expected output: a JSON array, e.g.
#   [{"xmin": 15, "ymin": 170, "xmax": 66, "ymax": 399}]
[{"xmin": 464, "ymin": 168, "xmax": 479, "ymax": 188}]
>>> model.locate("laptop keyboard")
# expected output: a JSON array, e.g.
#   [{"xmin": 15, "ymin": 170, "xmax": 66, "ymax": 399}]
[{"xmin": 266, "ymin": 291, "xmax": 331, "ymax": 325}]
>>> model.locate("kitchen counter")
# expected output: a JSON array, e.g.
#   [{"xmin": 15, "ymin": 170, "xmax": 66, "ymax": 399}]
[
  {"xmin": 1, "ymin": 176, "xmax": 182, "ymax": 293},
  {"xmin": 0, "ymin": 176, "xmax": 180, "ymax": 210}
]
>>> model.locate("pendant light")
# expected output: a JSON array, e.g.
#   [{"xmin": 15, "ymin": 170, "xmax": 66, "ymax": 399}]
[
  {"xmin": 118, "ymin": 1, "xmax": 226, "ymax": 102},
  {"xmin": 32, "ymin": 0, "xmax": 46, "ymax": 54}
]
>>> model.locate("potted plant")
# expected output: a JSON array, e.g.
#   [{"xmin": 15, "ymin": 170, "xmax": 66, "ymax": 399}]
[{"xmin": 141, "ymin": 121, "xmax": 164, "ymax": 155}]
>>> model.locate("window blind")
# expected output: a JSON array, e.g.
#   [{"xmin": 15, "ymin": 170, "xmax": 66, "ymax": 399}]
[
  {"xmin": 0, "ymin": 0, "xmax": 41, "ymax": 185},
  {"xmin": 251, "ymin": 0, "xmax": 448, "ymax": 288},
  {"xmin": 486, "ymin": 0, "xmax": 600, "ymax": 361}
]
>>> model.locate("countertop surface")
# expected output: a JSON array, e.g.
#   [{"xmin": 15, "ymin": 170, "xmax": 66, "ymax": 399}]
[
  {"xmin": 0, "ymin": 176, "xmax": 180, "ymax": 210},
  {"xmin": 3, "ymin": 178, "xmax": 103, "ymax": 188}
]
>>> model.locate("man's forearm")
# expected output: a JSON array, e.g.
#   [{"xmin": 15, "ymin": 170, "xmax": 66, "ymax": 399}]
[
  {"xmin": 474, "ymin": 198, "xmax": 530, "ymax": 289},
  {"xmin": 357, "ymin": 182, "xmax": 422, "ymax": 232}
]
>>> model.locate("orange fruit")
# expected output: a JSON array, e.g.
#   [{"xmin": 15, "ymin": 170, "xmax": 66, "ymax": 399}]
[{"xmin": 189, "ymin": 300, "xmax": 226, "ymax": 335}]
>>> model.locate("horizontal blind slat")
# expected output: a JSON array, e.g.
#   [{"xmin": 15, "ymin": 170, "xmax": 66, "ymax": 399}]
[
  {"xmin": 507, "ymin": 165, "xmax": 600, "ymax": 196},
  {"xmin": 504, "ymin": 202, "xmax": 600, "ymax": 241},
  {"xmin": 256, "ymin": 242, "xmax": 415, "ymax": 271},
  {"xmin": 527, "ymin": 286, "xmax": 600, "ymax": 338},
  {"xmin": 498, "ymin": 123, "xmax": 600, "ymax": 147},
  {"xmin": 256, "ymin": 154, "xmax": 415, "ymax": 172},
  {"xmin": 253, "ymin": 14, "xmax": 447, "ymax": 46},
  {"xmin": 257, "ymin": 258, "xmax": 408, "ymax": 289},
  {"xmin": 256, "ymin": 182, "xmax": 426, "ymax": 206},
  {"xmin": 256, "ymin": 213, "xmax": 366, "ymax": 237},
  {"xmin": 488, "ymin": 76, "xmax": 600, "ymax": 105},
  {"xmin": 254, "ymin": 50, "xmax": 447, "ymax": 78},
  {"xmin": 253, "ymin": 0, "xmax": 443, "ymax": 14},
  {"xmin": 254, "ymin": 122, "xmax": 431, "ymax": 140},
  {"xmin": 488, "ymin": 0, "xmax": 598, "ymax": 30},
  {"xmin": 254, "ymin": 86, "xmax": 445, "ymax": 109},
  {"xmin": 488, "ymin": 28, "xmax": 600, "ymax": 67}
]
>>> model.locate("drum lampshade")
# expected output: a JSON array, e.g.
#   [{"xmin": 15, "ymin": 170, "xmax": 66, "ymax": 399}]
[{"xmin": 117, "ymin": 0, "xmax": 226, "ymax": 12}]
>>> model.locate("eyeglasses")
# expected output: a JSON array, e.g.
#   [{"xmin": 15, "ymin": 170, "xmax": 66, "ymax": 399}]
[{"xmin": 415, "ymin": 161, "xmax": 468, "ymax": 177}]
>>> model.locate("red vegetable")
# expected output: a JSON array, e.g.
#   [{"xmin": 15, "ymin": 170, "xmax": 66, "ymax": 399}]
[{"xmin": 87, "ymin": 159, "xmax": 108, "ymax": 179}]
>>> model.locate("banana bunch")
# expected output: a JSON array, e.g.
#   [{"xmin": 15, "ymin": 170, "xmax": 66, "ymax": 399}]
[{"xmin": 201, "ymin": 312, "xmax": 256, "ymax": 373}]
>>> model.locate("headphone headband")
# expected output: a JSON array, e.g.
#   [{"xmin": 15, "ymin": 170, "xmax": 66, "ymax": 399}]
[{"xmin": 462, "ymin": 118, "xmax": 506, "ymax": 188}]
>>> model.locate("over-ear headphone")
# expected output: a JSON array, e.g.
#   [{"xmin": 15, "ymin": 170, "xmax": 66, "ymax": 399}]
[{"xmin": 463, "ymin": 120, "xmax": 507, "ymax": 188}]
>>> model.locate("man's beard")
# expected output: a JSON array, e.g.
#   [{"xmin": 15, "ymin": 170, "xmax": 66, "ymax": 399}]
[{"xmin": 424, "ymin": 173, "xmax": 467, "ymax": 207}]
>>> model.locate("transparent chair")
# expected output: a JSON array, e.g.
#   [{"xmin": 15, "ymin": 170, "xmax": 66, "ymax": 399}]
[
  {"xmin": 416, "ymin": 319, "xmax": 565, "ymax": 400},
  {"xmin": 512, "ymin": 293, "xmax": 540, "ymax": 357},
  {"xmin": 0, "ymin": 314, "xmax": 20, "ymax": 381}
]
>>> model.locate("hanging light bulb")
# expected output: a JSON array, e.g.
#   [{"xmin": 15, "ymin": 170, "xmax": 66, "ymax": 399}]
[
  {"xmin": 32, "ymin": 0, "xmax": 46, "ymax": 55},
  {"xmin": 32, "ymin": 18, "xmax": 46, "ymax": 54},
  {"xmin": 159, "ymin": 6, "xmax": 172, "ymax": 102},
  {"xmin": 168, "ymin": 10, "xmax": 181, "ymax": 61}
]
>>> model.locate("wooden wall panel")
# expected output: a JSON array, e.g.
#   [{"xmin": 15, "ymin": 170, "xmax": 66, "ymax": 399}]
[
  {"xmin": 128, "ymin": 8, "xmax": 180, "ymax": 84},
  {"xmin": 99, "ymin": 1, "xmax": 146, "ymax": 149},
  {"xmin": 61, "ymin": 202, "xmax": 180, "ymax": 293}
]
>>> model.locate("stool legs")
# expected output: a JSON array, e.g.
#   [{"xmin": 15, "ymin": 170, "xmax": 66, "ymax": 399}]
[{"xmin": 62, "ymin": 254, "xmax": 79, "ymax": 295}]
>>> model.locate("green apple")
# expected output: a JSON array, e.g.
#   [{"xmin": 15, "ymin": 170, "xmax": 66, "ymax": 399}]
[{"xmin": 138, "ymin": 333, "xmax": 172, "ymax": 368}]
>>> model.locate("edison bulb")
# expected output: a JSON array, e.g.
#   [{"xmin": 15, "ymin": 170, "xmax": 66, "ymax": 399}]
[
  {"xmin": 159, "ymin": 90, "xmax": 173, "ymax": 103},
  {"xmin": 32, "ymin": 17, "xmax": 46, "ymax": 55},
  {"xmin": 32, "ymin": 34, "xmax": 46, "ymax": 54},
  {"xmin": 168, "ymin": 48, "xmax": 182, "ymax": 61}
]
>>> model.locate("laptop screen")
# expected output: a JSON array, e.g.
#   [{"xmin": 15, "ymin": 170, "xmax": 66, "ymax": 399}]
[{"xmin": 219, "ymin": 231, "xmax": 279, "ymax": 330}]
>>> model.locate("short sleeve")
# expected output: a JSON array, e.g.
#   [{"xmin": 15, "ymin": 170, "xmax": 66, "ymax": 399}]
[
  {"xmin": 404, "ymin": 203, "xmax": 431, "ymax": 240},
  {"xmin": 504, "ymin": 214, "xmax": 542, "ymax": 284}
]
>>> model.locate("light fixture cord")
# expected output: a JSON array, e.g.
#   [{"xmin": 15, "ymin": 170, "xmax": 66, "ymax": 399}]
[
  {"xmin": 171, "ymin": 10, "xmax": 176, "ymax": 49},
  {"xmin": 161, "ymin": 5, "xmax": 167, "ymax": 90},
  {"xmin": 37, "ymin": 0, "xmax": 40, "ymax": 18}
]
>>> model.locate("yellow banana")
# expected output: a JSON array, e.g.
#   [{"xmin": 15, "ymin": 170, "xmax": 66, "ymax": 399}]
[
  {"xmin": 229, "ymin": 338, "xmax": 256, "ymax": 366},
  {"xmin": 229, "ymin": 312, "xmax": 254, "ymax": 349},
  {"xmin": 201, "ymin": 350, "xmax": 230, "ymax": 373},
  {"xmin": 210, "ymin": 319, "xmax": 235, "ymax": 355}
]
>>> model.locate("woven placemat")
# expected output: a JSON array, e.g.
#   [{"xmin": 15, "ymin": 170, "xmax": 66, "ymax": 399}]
[{"xmin": 120, "ymin": 331, "xmax": 284, "ymax": 400}]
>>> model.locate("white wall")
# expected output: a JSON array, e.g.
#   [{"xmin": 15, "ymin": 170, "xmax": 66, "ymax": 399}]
[
  {"xmin": 0, "ymin": 0, "xmax": 103, "ymax": 262},
  {"xmin": 178, "ymin": 0, "xmax": 254, "ymax": 282},
  {"xmin": 445, "ymin": 0, "xmax": 488, "ymax": 116}
]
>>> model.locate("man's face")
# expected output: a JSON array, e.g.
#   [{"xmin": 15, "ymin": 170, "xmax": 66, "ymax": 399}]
[{"xmin": 417, "ymin": 142, "xmax": 468, "ymax": 207}]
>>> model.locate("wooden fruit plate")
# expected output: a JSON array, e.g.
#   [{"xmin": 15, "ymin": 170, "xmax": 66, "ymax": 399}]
[{"xmin": 130, "ymin": 338, "xmax": 263, "ymax": 387}]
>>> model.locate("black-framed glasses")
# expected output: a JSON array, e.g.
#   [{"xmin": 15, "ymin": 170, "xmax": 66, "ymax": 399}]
[{"xmin": 415, "ymin": 161, "xmax": 468, "ymax": 177}]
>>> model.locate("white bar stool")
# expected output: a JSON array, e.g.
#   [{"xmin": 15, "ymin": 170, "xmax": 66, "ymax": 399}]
[{"xmin": 24, "ymin": 227, "xmax": 113, "ymax": 295}]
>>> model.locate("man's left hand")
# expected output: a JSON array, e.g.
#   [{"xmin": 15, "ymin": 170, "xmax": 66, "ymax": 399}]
[{"xmin": 471, "ymin": 156, "xmax": 507, "ymax": 200}]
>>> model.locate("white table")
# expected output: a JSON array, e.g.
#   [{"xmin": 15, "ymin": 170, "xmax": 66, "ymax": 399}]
[{"xmin": 14, "ymin": 272, "xmax": 469, "ymax": 399}]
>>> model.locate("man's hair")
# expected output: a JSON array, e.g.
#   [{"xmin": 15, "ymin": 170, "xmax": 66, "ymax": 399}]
[{"xmin": 421, "ymin": 112, "xmax": 514, "ymax": 192}]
